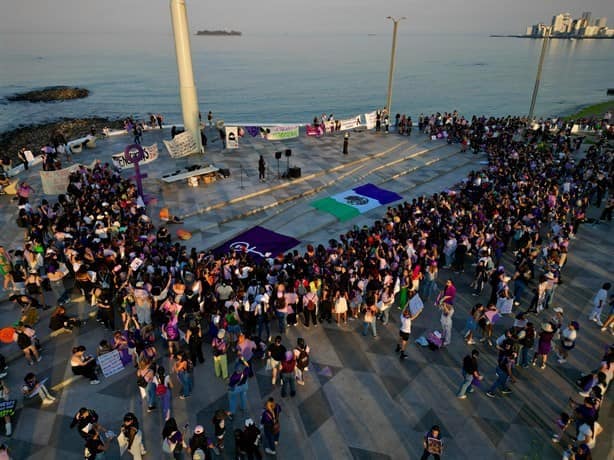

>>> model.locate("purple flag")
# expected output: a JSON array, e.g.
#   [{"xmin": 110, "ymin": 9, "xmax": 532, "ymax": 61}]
[
  {"xmin": 352, "ymin": 183, "xmax": 402, "ymax": 205},
  {"xmin": 214, "ymin": 226, "xmax": 300, "ymax": 260},
  {"xmin": 244, "ymin": 126, "xmax": 260, "ymax": 137}
]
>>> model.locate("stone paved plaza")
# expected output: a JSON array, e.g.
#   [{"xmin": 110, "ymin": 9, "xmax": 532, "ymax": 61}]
[{"xmin": 0, "ymin": 127, "xmax": 611, "ymax": 459}]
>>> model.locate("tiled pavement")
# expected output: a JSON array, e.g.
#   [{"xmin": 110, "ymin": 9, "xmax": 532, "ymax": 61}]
[{"xmin": 0, "ymin": 128, "xmax": 611, "ymax": 459}]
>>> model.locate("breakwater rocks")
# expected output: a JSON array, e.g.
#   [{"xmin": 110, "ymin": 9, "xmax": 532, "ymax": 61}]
[
  {"xmin": 7, "ymin": 86, "xmax": 89, "ymax": 103},
  {"xmin": 0, "ymin": 117, "xmax": 123, "ymax": 162}
]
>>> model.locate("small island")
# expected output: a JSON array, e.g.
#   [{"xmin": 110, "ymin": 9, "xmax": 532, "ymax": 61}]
[
  {"xmin": 7, "ymin": 86, "xmax": 90, "ymax": 103},
  {"xmin": 195, "ymin": 30, "xmax": 241, "ymax": 36}
]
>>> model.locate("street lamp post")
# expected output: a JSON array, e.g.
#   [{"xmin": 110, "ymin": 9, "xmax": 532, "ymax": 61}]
[
  {"xmin": 528, "ymin": 28, "xmax": 551, "ymax": 121},
  {"xmin": 385, "ymin": 16, "xmax": 406, "ymax": 118}
]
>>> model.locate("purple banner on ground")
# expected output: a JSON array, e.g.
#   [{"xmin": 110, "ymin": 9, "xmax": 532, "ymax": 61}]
[
  {"xmin": 352, "ymin": 183, "xmax": 402, "ymax": 205},
  {"xmin": 244, "ymin": 126, "xmax": 260, "ymax": 137},
  {"xmin": 214, "ymin": 226, "xmax": 300, "ymax": 260}
]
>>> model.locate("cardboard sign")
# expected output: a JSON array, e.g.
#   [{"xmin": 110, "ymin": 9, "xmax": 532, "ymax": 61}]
[
  {"xmin": 0, "ymin": 400, "xmax": 16, "ymax": 417},
  {"xmin": 163, "ymin": 131, "xmax": 200, "ymax": 158},
  {"xmin": 225, "ymin": 126, "xmax": 239, "ymax": 149},
  {"xmin": 97, "ymin": 350, "xmax": 124, "ymax": 378},
  {"xmin": 427, "ymin": 437, "xmax": 442, "ymax": 455}
]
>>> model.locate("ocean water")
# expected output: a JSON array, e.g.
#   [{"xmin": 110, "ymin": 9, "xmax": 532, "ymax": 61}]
[{"xmin": 0, "ymin": 31, "xmax": 613, "ymax": 132}]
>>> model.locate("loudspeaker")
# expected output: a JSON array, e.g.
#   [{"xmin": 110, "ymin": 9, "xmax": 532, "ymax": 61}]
[
  {"xmin": 275, "ymin": 151, "xmax": 282, "ymax": 160},
  {"xmin": 219, "ymin": 168, "xmax": 230, "ymax": 177},
  {"xmin": 288, "ymin": 167, "xmax": 301, "ymax": 178},
  {"xmin": 284, "ymin": 149, "xmax": 292, "ymax": 157}
]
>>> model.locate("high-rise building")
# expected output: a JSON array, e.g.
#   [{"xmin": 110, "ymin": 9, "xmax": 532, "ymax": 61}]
[
  {"xmin": 581, "ymin": 12, "xmax": 592, "ymax": 24},
  {"xmin": 595, "ymin": 17, "xmax": 607, "ymax": 28},
  {"xmin": 551, "ymin": 13, "xmax": 572, "ymax": 34}
]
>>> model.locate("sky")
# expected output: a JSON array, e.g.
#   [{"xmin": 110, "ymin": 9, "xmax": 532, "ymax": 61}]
[{"xmin": 2, "ymin": 0, "xmax": 614, "ymax": 36}]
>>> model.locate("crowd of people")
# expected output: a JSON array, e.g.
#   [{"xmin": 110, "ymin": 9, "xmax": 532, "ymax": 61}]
[{"xmin": 0, "ymin": 108, "xmax": 611, "ymax": 459}]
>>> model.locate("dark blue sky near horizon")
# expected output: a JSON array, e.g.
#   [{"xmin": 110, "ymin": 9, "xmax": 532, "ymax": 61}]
[{"xmin": 2, "ymin": 0, "xmax": 614, "ymax": 36}]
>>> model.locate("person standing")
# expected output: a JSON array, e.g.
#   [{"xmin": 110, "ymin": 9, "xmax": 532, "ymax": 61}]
[
  {"xmin": 395, "ymin": 306, "xmax": 422, "ymax": 360},
  {"xmin": 162, "ymin": 417, "xmax": 187, "ymax": 460},
  {"xmin": 293, "ymin": 337, "xmax": 310, "ymax": 386},
  {"xmin": 532, "ymin": 323, "xmax": 555, "ymax": 369},
  {"xmin": 154, "ymin": 366, "xmax": 173, "ymax": 420},
  {"xmin": 362, "ymin": 295, "xmax": 378, "ymax": 338},
  {"xmin": 267, "ymin": 336, "xmax": 286, "ymax": 386},
  {"xmin": 227, "ymin": 359, "xmax": 250, "ymax": 418},
  {"xmin": 212, "ymin": 329, "xmax": 229, "ymax": 381},
  {"xmin": 174, "ymin": 351, "xmax": 193, "ymax": 399},
  {"xmin": 118, "ymin": 412, "xmax": 147, "ymax": 460},
  {"xmin": 207, "ymin": 111, "xmax": 213, "ymax": 127},
  {"xmin": 302, "ymin": 289, "xmax": 318, "ymax": 328},
  {"xmin": 439, "ymin": 302, "xmax": 454, "ymax": 347},
  {"xmin": 260, "ymin": 398, "xmax": 281, "ymax": 456},
  {"xmin": 258, "ymin": 155, "xmax": 266, "ymax": 182},
  {"xmin": 589, "ymin": 283, "xmax": 610, "ymax": 326},
  {"xmin": 241, "ymin": 418, "xmax": 262, "ymax": 460},
  {"xmin": 457, "ymin": 349, "xmax": 483, "ymax": 399},
  {"xmin": 556, "ymin": 321, "xmax": 579, "ymax": 364},
  {"xmin": 280, "ymin": 351, "xmax": 296, "ymax": 398},
  {"xmin": 420, "ymin": 425, "xmax": 443, "ymax": 460},
  {"xmin": 486, "ymin": 341, "xmax": 517, "ymax": 398}
]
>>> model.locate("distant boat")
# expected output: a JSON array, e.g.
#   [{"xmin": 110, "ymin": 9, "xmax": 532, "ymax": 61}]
[{"xmin": 195, "ymin": 30, "xmax": 242, "ymax": 36}]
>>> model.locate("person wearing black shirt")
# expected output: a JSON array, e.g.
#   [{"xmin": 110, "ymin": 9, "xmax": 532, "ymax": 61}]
[
  {"xmin": 70, "ymin": 407, "xmax": 99, "ymax": 439},
  {"xmin": 267, "ymin": 336, "xmax": 286, "ymax": 386},
  {"xmin": 84, "ymin": 428, "xmax": 112, "ymax": 460},
  {"xmin": 486, "ymin": 340, "xmax": 517, "ymax": 398},
  {"xmin": 457, "ymin": 349, "xmax": 482, "ymax": 399}
]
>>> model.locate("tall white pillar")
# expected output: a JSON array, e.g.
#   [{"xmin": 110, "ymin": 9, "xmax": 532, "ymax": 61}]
[{"xmin": 170, "ymin": 0, "xmax": 203, "ymax": 153}]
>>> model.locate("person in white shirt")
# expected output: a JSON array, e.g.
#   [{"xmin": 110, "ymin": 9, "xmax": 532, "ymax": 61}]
[
  {"xmin": 589, "ymin": 283, "xmax": 610, "ymax": 326},
  {"xmin": 556, "ymin": 321, "xmax": 579, "ymax": 364},
  {"xmin": 395, "ymin": 306, "xmax": 422, "ymax": 360}
]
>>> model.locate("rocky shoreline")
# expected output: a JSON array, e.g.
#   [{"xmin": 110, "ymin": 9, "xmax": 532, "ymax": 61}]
[
  {"xmin": 0, "ymin": 117, "xmax": 124, "ymax": 163},
  {"xmin": 6, "ymin": 86, "xmax": 89, "ymax": 103}
]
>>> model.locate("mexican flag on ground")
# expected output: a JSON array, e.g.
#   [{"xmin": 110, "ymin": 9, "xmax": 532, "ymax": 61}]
[{"xmin": 311, "ymin": 183, "xmax": 402, "ymax": 222}]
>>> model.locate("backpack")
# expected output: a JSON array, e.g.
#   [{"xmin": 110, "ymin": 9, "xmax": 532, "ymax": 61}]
[
  {"xmin": 156, "ymin": 377, "xmax": 168, "ymax": 396},
  {"xmin": 17, "ymin": 332, "xmax": 31, "ymax": 349},
  {"xmin": 296, "ymin": 349, "xmax": 309, "ymax": 370},
  {"xmin": 281, "ymin": 358, "xmax": 295, "ymax": 374}
]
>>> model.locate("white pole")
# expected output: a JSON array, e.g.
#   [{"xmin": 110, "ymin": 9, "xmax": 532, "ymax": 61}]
[
  {"xmin": 170, "ymin": 0, "xmax": 203, "ymax": 153},
  {"xmin": 385, "ymin": 16, "xmax": 405, "ymax": 118}
]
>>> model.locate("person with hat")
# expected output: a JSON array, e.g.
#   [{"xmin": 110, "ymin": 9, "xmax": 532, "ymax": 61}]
[
  {"xmin": 241, "ymin": 418, "xmax": 262, "ymax": 460},
  {"xmin": 556, "ymin": 321, "xmax": 579, "ymax": 364},
  {"xmin": 228, "ymin": 358, "xmax": 250, "ymax": 418},
  {"xmin": 188, "ymin": 425, "xmax": 214, "ymax": 460},
  {"xmin": 212, "ymin": 329, "xmax": 229, "ymax": 380},
  {"xmin": 532, "ymin": 322, "xmax": 555, "ymax": 369}
]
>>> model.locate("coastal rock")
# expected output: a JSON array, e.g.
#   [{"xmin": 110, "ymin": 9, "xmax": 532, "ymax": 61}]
[
  {"xmin": 0, "ymin": 117, "xmax": 123, "ymax": 163},
  {"xmin": 7, "ymin": 86, "xmax": 90, "ymax": 103}
]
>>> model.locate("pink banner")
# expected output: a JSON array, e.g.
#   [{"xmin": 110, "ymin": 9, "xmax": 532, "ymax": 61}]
[{"xmin": 306, "ymin": 125, "xmax": 324, "ymax": 137}]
